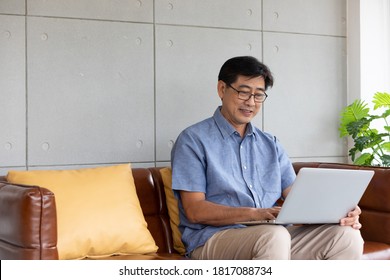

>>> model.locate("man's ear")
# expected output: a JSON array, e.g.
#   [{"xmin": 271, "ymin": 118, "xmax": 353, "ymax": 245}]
[{"xmin": 217, "ymin": 80, "xmax": 226, "ymax": 100}]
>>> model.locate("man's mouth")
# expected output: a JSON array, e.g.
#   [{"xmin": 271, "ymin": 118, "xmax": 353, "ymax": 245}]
[{"xmin": 239, "ymin": 108, "xmax": 253, "ymax": 116}]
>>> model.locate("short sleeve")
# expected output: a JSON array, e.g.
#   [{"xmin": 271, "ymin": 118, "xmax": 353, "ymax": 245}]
[
  {"xmin": 171, "ymin": 129, "xmax": 207, "ymax": 193},
  {"xmin": 274, "ymin": 136, "xmax": 296, "ymax": 190}
]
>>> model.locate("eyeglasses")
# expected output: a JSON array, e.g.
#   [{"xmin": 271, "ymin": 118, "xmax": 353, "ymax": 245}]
[{"xmin": 227, "ymin": 84, "xmax": 268, "ymax": 103}]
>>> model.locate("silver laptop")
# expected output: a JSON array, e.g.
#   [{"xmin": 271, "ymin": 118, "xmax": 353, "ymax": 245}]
[{"xmin": 237, "ymin": 167, "xmax": 374, "ymax": 225}]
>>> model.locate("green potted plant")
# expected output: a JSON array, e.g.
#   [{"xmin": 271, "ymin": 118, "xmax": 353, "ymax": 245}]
[{"xmin": 339, "ymin": 92, "xmax": 390, "ymax": 167}]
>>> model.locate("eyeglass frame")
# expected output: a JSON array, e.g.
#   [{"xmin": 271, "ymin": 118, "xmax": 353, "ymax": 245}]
[{"xmin": 227, "ymin": 84, "xmax": 268, "ymax": 103}]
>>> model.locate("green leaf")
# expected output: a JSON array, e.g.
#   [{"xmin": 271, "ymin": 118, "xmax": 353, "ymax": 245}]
[
  {"xmin": 353, "ymin": 136, "xmax": 371, "ymax": 151},
  {"xmin": 366, "ymin": 137, "xmax": 384, "ymax": 149},
  {"xmin": 373, "ymin": 92, "xmax": 390, "ymax": 110},
  {"xmin": 346, "ymin": 118, "xmax": 370, "ymax": 138},
  {"xmin": 377, "ymin": 133, "xmax": 389, "ymax": 138},
  {"xmin": 339, "ymin": 100, "xmax": 370, "ymax": 137},
  {"xmin": 348, "ymin": 147, "xmax": 358, "ymax": 161},
  {"xmin": 354, "ymin": 153, "xmax": 374, "ymax": 166},
  {"xmin": 380, "ymin": 154, "xmax": 390, "ymax": 167},
  {"xmin": 382, "ymin": 142, "xmax": 390, "ymax": 152},
  {"xmin": 381, "ymin": 109, "xmax": 390, "ymax": 118},
  {"xmin": 353, "ymin": 133, "xmax": 383, "ymax": 151},
  {"xmin": 385, "ymin": 126, "xmax": 390, "ymax": 132}
]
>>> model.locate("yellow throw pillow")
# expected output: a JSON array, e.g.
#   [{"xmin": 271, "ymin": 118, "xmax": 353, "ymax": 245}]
[
  {"xmin": 7, "ymin": 164, "xmax": 158, "ymax": 259},
  {"xmin": 160, "ymin": 167, "xmax": 186, "ymax": 255}
]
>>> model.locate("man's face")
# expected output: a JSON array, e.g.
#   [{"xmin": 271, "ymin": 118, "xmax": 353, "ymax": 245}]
[{"xmin": 218, "ymin": 75, "xmax": 266, "ymax": 135}]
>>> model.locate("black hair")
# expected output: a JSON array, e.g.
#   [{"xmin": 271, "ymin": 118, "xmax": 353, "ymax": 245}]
[{"xmin": 218, "ymin": 56, "xmax": 274, "ymax": 90}]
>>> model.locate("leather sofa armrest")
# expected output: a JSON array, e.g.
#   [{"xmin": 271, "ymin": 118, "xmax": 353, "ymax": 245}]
[{"xmin": 0, "ymin": 182, "xmax": 58, "ymax": 259}]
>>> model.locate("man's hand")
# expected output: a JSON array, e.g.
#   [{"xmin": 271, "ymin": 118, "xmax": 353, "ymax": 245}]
[
  {"xmin": 340, "ymin": 206, "xmax": 362, "ymax": 230},
  {"xmin": 253, "ymin": 206, "xmax": 281, "ymax": 221}
]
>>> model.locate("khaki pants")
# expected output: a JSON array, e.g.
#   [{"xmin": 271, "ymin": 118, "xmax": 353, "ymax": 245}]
[{"xmin": 191, "ymin": 224, "xmax": 364, "ymax": 260}]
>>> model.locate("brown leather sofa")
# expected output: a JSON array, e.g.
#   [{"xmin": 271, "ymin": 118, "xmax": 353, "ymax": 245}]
[
  {"xmin": 0, "ymin": 162, "xmax": 389, "ymax": 260},
  {"xmin": 0, "ymin": 167, "xmax": 185, "ymax": 260}
]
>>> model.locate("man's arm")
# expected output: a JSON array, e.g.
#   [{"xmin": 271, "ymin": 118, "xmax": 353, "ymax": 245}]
[
  {"xmin": 282, "ymin": 186, "xmax": 291, "ymax": 199},
  {"xmin": 180, "ymin": 190, "xmax": 281, "ymax": 226}
]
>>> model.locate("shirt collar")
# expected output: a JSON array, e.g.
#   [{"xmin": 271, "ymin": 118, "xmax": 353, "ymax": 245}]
[{"xmin": 213, "ymin": 106, "xmax": 257, "ymax": 140}]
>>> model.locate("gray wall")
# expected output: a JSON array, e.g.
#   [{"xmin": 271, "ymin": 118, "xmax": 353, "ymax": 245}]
[{"xmin": 0, "ymin": 0, "xmax": 347, "ymax": 174}]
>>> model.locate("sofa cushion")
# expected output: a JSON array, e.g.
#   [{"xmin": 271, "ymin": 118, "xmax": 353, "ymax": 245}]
[
  {"xmin": 6, "ymin": 164, "xmax": 158, "ymax": 259},
  {"xmin": 160, "ymin": 167, "xmax": 186, "ymax": 255}
]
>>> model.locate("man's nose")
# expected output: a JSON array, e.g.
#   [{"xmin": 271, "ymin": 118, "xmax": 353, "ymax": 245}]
[{"xmin": 244, "ymin": 94, "xmax": 257, "ymax": 105}]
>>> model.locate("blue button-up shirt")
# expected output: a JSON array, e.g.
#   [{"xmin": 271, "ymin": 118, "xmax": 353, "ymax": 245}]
[{"xmin": 171, "ymin": 107, "xmax": 296, "ymax": 254}]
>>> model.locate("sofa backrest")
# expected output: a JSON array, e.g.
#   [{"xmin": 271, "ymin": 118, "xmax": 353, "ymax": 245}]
[
  {"xmin": 292, "ymin": 162, "xmax": 390, "ymax": 245},
  {"xmin": 132, "ymin": 168, "xmax": 176, "ymax": 254}
]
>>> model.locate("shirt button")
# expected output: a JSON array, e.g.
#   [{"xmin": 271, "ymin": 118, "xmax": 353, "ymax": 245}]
[
  {"xmin": 243, "ymin": 165, "xmax": 247, "ymax": 170},
  {"xmin": 249, "ymin": 184, "xmax": 253, "ymax": 188}
]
